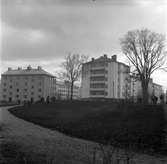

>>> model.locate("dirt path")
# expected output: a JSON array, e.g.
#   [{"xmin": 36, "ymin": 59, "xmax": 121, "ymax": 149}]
[{"xmin": 0, "ymin": 106, "xmax": 167, "ymax": 164}]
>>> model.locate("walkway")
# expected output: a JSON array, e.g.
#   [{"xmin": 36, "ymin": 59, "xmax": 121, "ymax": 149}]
[{"xmin": 0, "ymin": 106, "xmax": 167, "ymax": 164}]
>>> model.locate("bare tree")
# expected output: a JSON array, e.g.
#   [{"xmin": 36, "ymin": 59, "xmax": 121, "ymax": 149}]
[
  {"xmin": 60, "ymin": 53, "xmax": 88, "ymax": 100},
  {"xmin": 120, "ymin": 29, "xmax": 166, "ymax": 104}
]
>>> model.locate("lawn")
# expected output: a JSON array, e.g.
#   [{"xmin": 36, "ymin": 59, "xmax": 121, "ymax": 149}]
[{"xmin": 9, "ymin": 101, "xmax": 166, "ymax": 154}]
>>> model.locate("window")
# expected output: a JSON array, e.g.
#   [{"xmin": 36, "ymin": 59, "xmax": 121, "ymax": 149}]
[
  {"xmin": 3, "ymin": 95, "xmax": 6, "ymax": 98},
  {"xmin": 31, "ymin": 92, "xmax": 34, "ymax": 95},
  {"xmin": 39, "ymin": 82, "xmax": 42, "ymax": 86},
  {"xmin": 90, "ymin": 91, "xmax": 107, "ymax": 96},
  {"xmin": 9, "ymin": 85, "xmax": 12, "ymax": 89},
  {"xmin": 32, "ymin": 86, "xmax": 34, "ymax": 89},
  {"xmin": 38, "ymin": 88, "xmax": 41, "ymax": 92},
  {"xmin": 4, "ymin": 83, "xmax": 6, "ymax": 86},
  {"xmin": 25, "ymin": 82, "xmax": 28, "ymax": 86},
  {"xmin": 3, "ymin": 89, "xmax": 6, "ymax": 92},
  {"xmin": 24, "ymin": 89, "xmax": 27, "ymax": 92},
  {"xmin": 24, "ymin": 95, "xmax": 27, "ymax": 98},
  {"xmin": 16, "ymin": 95, "xmax": 19, "ymax": 98},
  {"xmin": 90, "ymin": 69, "xmax": 107, "ymax": 74},
  {"xmin": 16, "ymin": 89, "xmax": 19, "ymax": 92},
  {"xmin": 9, "ymin": 92, "xmax": 12, "ymax": 95},
  {"xmin": 10, "ymin": 79, "xmax": 12, "ymax": 82},
  {"xmin": 90, "ymin": 83, "xmax": 107, "ymax": 88},
  {"xmin": 90, "ymin": 76, "xmax": 106, "ymax": 81}
]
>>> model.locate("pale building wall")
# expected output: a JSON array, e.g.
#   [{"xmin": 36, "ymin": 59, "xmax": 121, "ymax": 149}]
[
  {"xmin": 152, "ymin": 83, "xmax": 163, "ymax": 103},
  {"xmin": 81, "ymin": 55, "xmax": 130, "ymax": 99},
  {"xmin": 1, "ymin": 66, "xmax": 56, "ymax": 102},
  {"xmin": 107, "ymin": 61, "xmax": 119, "ymax": 98},
  {"xmin": 43, "ymin": 76, "xmax": 56, "ymax": 99},
  {"xmin": 81, "ymin": 63, "xmax": 91, "ymax": 98},
  {"xmin": 129, "ymin": 76, "xmax": 163, "ymax": 103}
]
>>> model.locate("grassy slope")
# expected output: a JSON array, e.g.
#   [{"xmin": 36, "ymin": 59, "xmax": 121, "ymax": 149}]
[{"xmin": 9, "ymin": 101, "xmax": 166, "ymax": 154}]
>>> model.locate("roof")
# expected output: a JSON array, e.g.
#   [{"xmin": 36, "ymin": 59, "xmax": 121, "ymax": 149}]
[
  {"xmin": 153, "ymin": 83, "xmax": 162, "ymax": 88},
  {"xmin": 2, "ymin": 66, "xmax": 55, "ymax": 77},
  {"xmin": 83, "ymin": 55, "xmax": 129, "ymax": 68}
]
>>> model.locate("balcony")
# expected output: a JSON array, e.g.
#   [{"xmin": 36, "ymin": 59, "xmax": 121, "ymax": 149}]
[
  {"xmin": 90, "ymin": 76, "xmax": 107, "ymax": 82},
  {"xmin": 90, "ymin": 90, "xmax": 107, "ymax": 96},
  {"xmin": 90, "ymin": 73, "xmax": 106, "ymax": 77},
  {"xmin": 90, "ymin": 66, "xmax": 106, "ymax": 70},
  {"xmin": 90, "ymin": 83, "xmax": 107, "ymax": 89},
  {"xmin": 90, "ymin": 88, "xmax": 105, "ymax": 91}
]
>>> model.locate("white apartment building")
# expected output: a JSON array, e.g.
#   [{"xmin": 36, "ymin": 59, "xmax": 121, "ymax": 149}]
[
  {"xmin": 130, "ymin": 75, "xmax": 163, "ymax": 103},
  {"xmin": 0, "ymin": 66, "xmax": 56, "ymax": 102},
  {"xmin": 130, "ymin": 75, "xmax": 154, "ymax": 101},
  {"xmin": 152, "ymin": 83, "xmax": 163, "ymax": 99},
  {"xmin": 56, "ymin": 80, "xmax": 80, "ymax": 100},
  {"xmin": 81, "ymin": 55, "xmax": 130, "ymax": 99}
]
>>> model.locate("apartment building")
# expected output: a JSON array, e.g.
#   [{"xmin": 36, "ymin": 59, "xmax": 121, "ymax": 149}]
[
  {"xmin": 81, "ymin": 54, "xmax": 130, "ymax": 99},
  {"xmin": 0, "ymin": 66, "xmax": 56, "ymax": 102},
  {"xmin": 56, "ymin": 80, "xmax": 80, "ymax": 99},
  {"xmin": 130, "ymin": 75, "xmax": 163, "ymax": 102},
  {"xmin": 130, "ymin": 75, "xmax": 154, "ymax": 101},
  {"xmin": 152, "ymin": 83, "xmax": 163, "ymax": 99}
]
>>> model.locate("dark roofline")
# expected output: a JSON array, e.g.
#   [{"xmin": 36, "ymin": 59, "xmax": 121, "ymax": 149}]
[
  {"xmin": 83, "ymin": 55, "xmax": 129, "ymax": 67},
  {"xmin": 2, "ymin": 67, "xmax": 55, "ymax": 78},
  {"xmin": 1, "ymin": 73, "xmax": 55, "ymax": 78}
]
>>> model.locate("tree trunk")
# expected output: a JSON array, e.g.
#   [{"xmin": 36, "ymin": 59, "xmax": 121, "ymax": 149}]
[
  {"xmin": 141, "ymin": 81, "xmax": 149, "ymax": 104},
  {"xmin": 70, "ymin": 81, "xmax": 74, "ymax": 100}
]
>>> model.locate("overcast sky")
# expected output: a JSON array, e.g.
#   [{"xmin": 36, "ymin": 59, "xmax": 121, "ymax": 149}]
[{"xmin": 0, "ymin": 0, "xmax": 167, "ymax": 89}]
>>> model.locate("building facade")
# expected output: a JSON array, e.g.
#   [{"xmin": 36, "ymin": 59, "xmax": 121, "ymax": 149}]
[
  {"xmin": 152, "ymin": 83, "xmax": 163, "ymax": 102},
  {"xmin": 130, "ymin": 75, "xmax": 163, "ymax": 103},
  {"xmin": 56, "ymin": 80, "xmax": 80, "ymax": 100},
  {"xmin": 81, "ymin": 55, "xmax": 130, "ymax": 99},
  {"xmin": 0, "ymin": 66, "xmax": 56, "ymax": 102},
  {"xmin": 130, "ymin": 75, "xmax": 154, "ymax": 102}
]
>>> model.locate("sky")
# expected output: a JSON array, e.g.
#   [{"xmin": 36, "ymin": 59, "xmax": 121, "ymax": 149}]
[{"xmin": 0, "ymin": 0, "xmax": 167, "ymax": 89}]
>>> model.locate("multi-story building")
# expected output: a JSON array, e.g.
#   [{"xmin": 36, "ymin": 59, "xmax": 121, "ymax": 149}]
[
  {"xmin": 130, "ymin": 75, "xmax": 163, "ymax": 103},
  {"xmin": 130, "ymin": 75, "xmax": 154, "ymax": 102},
  {"xmin": 152, "ymin": 83, "xmax": 163, "ymax": 100},
  {"xmin": 56, "ymin": 80, "xmax": 80, "ymax": 100},
  {"xmin": 0, "ymin": 66, "xmax": 56, "ymax": 102},
  {"xmin": 81, "ymin": 54, "xmax": 130, "ymax": 99}
]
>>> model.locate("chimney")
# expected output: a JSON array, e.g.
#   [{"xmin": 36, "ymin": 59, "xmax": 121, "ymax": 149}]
[
  {"xmin": 37, "ymin": 66, "xmax": 42, "ymax": 70},
  {"xmin": 18, "ymin": 67, "xmax": 22, "ymax": 70},
  {"xmin": 91, "ymin": 58, "xmax": 94, "ymax": 61},
  {"xmin": 27, "ymin": 65, "xmax": 32, "ymax": 70},
  {"xmin": 8, "ymin": 67, "xmax": 12, "ymax": 71},
  {"xmin": 104, "ymin": 54, "xmax": 107, "ymax": 58},
  {"xmin": 112, "ymin": 55, "xmax": 117, "ymax": 61}
]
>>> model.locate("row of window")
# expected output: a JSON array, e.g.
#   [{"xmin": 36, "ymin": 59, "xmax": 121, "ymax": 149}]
[
  {"xmin": 3, "ymin": 95, "xmax": 41, "ymax": 99},
  {"xmin": 90, "ymin": 69, "xmax": 107, "ymax": 74},
  {"xmin": 4, "ymin": 81, "xmax": 42, "ymax": 86},
  {"xmin": 3, "ymin": 88, "xmax": 42, "ymax": 92},
  {"xmin": 90, "ymin": 91, "xmax": 108, "ymax": 96},
  {"xmin": 90, "ymin": 83, "xmax": 107, "ymax": 88},
  {"xmin": 90, "ymin": 76, "xmax": 107, "ymax": 81},
  {"xmin": 3, "ymin": 76, "xmax": 43, "ymax": 80}
]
